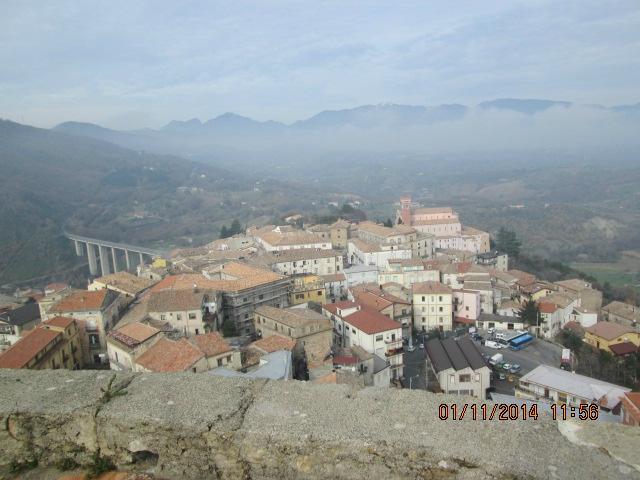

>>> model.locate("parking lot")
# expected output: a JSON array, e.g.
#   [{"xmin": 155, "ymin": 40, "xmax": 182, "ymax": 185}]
[
  {"xmin": 474, "ymin": 329, "xmax": 563, "ymax": 376},
  {"xmin": 401, "ymin": 330, "xmax": 563, "ymax": 394}
]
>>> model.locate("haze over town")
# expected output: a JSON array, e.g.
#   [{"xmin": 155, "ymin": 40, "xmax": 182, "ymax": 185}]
[{"xmin": 1, "ymin": 2, "xmax": 640, "ymax": 479}]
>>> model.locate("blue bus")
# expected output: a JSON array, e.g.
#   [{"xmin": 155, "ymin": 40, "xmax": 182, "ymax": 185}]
[{"xmin": 509, "ymin": 333, "xmax": 534, "ymax": 350}]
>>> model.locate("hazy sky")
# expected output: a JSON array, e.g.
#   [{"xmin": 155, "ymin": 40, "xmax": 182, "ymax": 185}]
[{"xmin": 2, "ymin": 1, "xmax": 639, "ymax": 129}]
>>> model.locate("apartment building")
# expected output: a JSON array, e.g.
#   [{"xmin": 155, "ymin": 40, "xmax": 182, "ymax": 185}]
[
  {"xmin": 45, "ymin": 289, "xmax": 122, "ymax": 367},
  {"xmin": 426, "ymin": 337, "xmax": 491, "ymax": 400},
  {"xmin": 253, "ymin": 248, "xmax": 343, "ymax": 276},
  {"xmin": 347, "ymin": 238, "xmax": 412, "ymax": 268},
  {"xmin": 249, "ymin": 225, "xmax": 331, "ymax": 252},
  {"xmin": 325, "ymin": 304, "xmax": 404, "ymax": 380},
  {"xmin": 152, "ymin": 262, "xmax": 292, "ymax": 336},
  {"xmin": 254, "ymin": 305, "xmax": 332, "ymax": 368},
  {"xmin": 554, "ymin": 279, "xmax": 603, "ymax": 312},
  {"xmin": 538, "ymin": 293, "xmax": 579, "ymax": 339},
  {"xmin": 452, "ymin": 289, "xmax": 481, "ymax": 324},
  {"xmin": 289, "ymin": 274, "xmax": 326, "ymax": 306},
  {"xmin": 0, "ymin": 316, "xmax": 82, "ymax": 370},
  {"xmin": 350, "ymin": 284, "xmax": 412, "ymax": 337},
  {"xmin": 147, "ymin": 289, "xmax": 221, "ymax": 335},
  {"xmin": 356, "ymin": 221, "xmax": 434, "ymax": 259},
  {"xmin": 107, "ymin": 322, "xmax": 162, "ymax": 371},
  {"xmin": 378, "ymin": 258, "xmax": 440, "ymax": 289},
  {"xmin": 412, "ymin": 281, "xmax": 453, "ymax": 332},
  {"xmin": 0, "ymin": 302, "xmax": 41, "ymax": 348}
]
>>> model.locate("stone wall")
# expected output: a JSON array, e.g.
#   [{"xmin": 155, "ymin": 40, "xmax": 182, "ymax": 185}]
[{"xmin": 1, "ymin": 370, "xmax": 638, "ymax": 479}]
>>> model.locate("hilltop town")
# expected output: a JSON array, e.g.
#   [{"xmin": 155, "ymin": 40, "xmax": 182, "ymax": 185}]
[{"xmin": 1, "ymin": 196, "xmax": 638, "ymax": 430}]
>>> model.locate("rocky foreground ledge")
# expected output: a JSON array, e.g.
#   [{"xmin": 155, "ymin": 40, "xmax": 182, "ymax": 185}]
[{"xmin": 1, "ymin": 370, "xmax": 638, "ymax": 480}]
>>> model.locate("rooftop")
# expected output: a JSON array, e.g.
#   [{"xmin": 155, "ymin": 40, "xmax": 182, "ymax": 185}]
[
  {"xmin": 189, "ymin": 332, "xmax": 232, "ymax": 357},
  {"xmin": 108, "ymin": 322, "xmax": 160, "ymax": 348},
  {"xmin": 135, "ymin": 338, "xmax": 204, "ymax": 372},
  {"xmin": 0, "ymin": 302, "xmax": 40, "ymax": 326},
  {"xmin": 357, "ymin": 221, "xmax": 415, "ymax": 238},
  {"xmin": 426, "ymin": 337, "xmax": 486, "ymax": 373},
  {"xmin": 585, "ymin": 321, "xmax": 635, "ymax": 341},
  {"xmin": 49, "ymin": 289, "xmax": 116, "ymax": 313},
  {"xmin": 148, "ymin": 289, "xmax": 207, "ymax": 313},
  {"xmin": 519, "ymin": 365, "xmax": 630, "ymax": 406},
  {"xmin": 0, "ymin": 326, "xmax": 61, "ymax": 368},
  {"xmin": 602, "ymin": 301, "xmax": 640, "ymax": 322},
  {"xmin": 255, "ymin": 306, "xmax": 330, "ymax": 330},
  {"xmin": 609, "ymin": 342, "xmax": 638, "ymax": 356},
  {"xmin": 342, "ymin": 307, "xmax": 401, "ymax": 335},
  {"xmin": 251, "ymin": 334, "xmax": 296, "ymax": 353},
  {"xmin": 554, "ymin": 278, "xmax": 593, "ymax": 292},
  {"xmin": 412, "ymin": 281, "xmax": 452, "ymax": 295},
  {"xmin": 92, "ymin": 271, "xmax": 157, "ymax": 296}
]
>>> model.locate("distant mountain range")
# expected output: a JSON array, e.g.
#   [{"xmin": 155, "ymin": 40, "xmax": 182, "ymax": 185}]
[{"xmin": 55, "ymin": 98, "xmax": 640, "ymax": 138}]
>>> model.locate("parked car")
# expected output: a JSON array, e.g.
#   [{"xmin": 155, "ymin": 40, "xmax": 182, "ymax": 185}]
[
  {"xmin": 498, "ymin": 373, "xmax": 506, "ymax": 380},
  {"xmin": 407, "ymin": 345, "xmax": 416, "ymax": 352},
  {"xmin": 475, "ymin": 335, "xmax": 484, "ymax": 342},
  {"xmin": 419, "ymin": 343, "xmax": 424, "ymax": 349},
  {"xmin": 502, "ymin": 363, "xmax": 512, "ymax": 370},
  {"xmin": 509, "ymin": 364, "xmax": 521, "ymax": 374},
  {"xmin": 488, "ymin": 327, "xmax": 496, "ymax": 335}
]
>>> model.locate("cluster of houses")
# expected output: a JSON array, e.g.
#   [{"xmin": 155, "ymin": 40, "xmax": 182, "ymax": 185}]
[{"xmin": 0, "ymin": 197, "xmax": 639, "ymax": 424}]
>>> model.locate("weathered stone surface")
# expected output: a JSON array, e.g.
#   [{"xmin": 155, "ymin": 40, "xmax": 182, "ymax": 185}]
[{"xmin": 0, "ymin": 370, "xmax": 638, "ymax": 480}]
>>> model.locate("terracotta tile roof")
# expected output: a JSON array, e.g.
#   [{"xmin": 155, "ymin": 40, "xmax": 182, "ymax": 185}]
[
  {"xmin": 412, "ymin": 218, "xmax": 460, "ymax": 225},
  {"xmin": 585, "ymin": 321, "xmax": 634, "ymax": 341},
  {"xmin": 508, "ymin": 269, "xmax": 536, "ymax": 287},
  {"xmin": 43, "ymin": 316, "xmax": 75, "ymax": 328},
  {"xmin": 333, "ymin": 354, "xmax": 358, "ymax": 365},
  {"xmin": 319, "ymin": 273, "xmax": 346, "ymax": 283},
  {"xmin": 352, "ymin": 290, "xmax": 393, "ymax": 312},
  {"xmin": 539, "ymin": 302, "xmax": 558, "ymax": 314},
  {"xmin": 135, "ymin": 338, "xmax": 204, "ymax": 372},
  {"xmin": 148, "ymin": 290, "xmax": 206, "ymax": 313},
  {"xmin": 413, "ymin": 207, "xmax": 454, "ymax": 215},
  {"xmin": 0, "ymin": 327, "xmax": 61, "ymax": 368},
  {"xmin": 609, "ymin": 342, "xmax": 638, "ymax": 356},
  {"xmin": 554, "ymin": 278, "xmax": 592, "ymax": 292},
  {"xmin": 109, "ymin": 322, "xmax": 160, "ymax": 348},
  {"xmin": 92, "ymin": 272, "xmax": 157, "ymax": 296},
  {"xmin": 49, "ymin": 289, "xmax": 114, "ymax": 313},
  {"xmin": 253, "ymin": 226, "xmax": 326, "ymax": 247},
  {"xmin": 255, "ymin": 306, "xmax": 330, "ymax": 329},
  {"xmin": 322, "ymin": 301, "xmax": 358, "ymax": 315},
  {"xmin": 189, "ymin": 332, "xmax": 232, "ymax": 357},
  {"xmin": 251, "ymin": 334, "xmax": 296, "ymax": 353},
  {"xmin": 412, "ymin": 281, "xmax": 452, "ymax": 295},
  {"xmin": 343, "ymin": 307, "xmax": 401, "ymax": 334},
  {"xmin": 348, "ymin": 238, "xmax": 381, "ymax": 253},
  {"xmin": 153, "ymin": 263, "xmax": 285, "ymax": 294}
]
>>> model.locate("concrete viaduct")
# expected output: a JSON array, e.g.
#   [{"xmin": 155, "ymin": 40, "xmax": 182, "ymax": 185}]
[{"xmin": 64, "ymin": 232, "xmax": 167, "ymax": 277}]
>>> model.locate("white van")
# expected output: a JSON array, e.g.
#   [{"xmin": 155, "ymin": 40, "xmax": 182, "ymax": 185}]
[{"xmin": 485, "ymin": 340, "xmax": 501, "ymax": 349}]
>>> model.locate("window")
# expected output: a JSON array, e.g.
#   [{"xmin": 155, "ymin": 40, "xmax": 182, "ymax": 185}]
[
  {"xmin": 188, "ymin": 313, "xmax": 196, "ymax": 320},
  {"xmin": 459, "ymin": 374, "xmax": 471, "ymax": 382},
  {"xmin": 259, "ymin": 294, "xmax": 264, "ymax": 300},
  {"xmin": 465, "ymin": 306, "xmax": 469, "ymax": 311},
  {"xmin": 422, "ymin": 296, "xmax": 425, "ymax": 302},
  {"xmin": 352, "ymin": 328, "xmax": 356, "ymax": 334},
  {"xmin": 439, "ymin": 296, "xmax": 443, "ymax": 301},
  {"xmin": 317, "ymin": 290, "xmax": 323, "ymax": 295},
  {"xmin": 375, "ymin": 335, "xmax": 383, "ymax": 341},
  {"xmin": 449, "ymin": 374, "xmax": 455, "ymax": 384},
  {"xmin": 177, "ymin": 314, "xmax": 182, "ymax": 320},
  {"xmin": 244, "ymin": 313, "xmax": 249, "ymax": 319},
  {"xmin": 88, "ymin": 334, "xmax": 100, "ymax": 348},
  {"xmin": 217, "ymin": 358, "xmax": 223, "ymax": 367},
  {"xmin": 195, "ymin": 329, "xmax": 199, "ymax": 335},
  {"xmin": 439, "ymin": 306, "xmax": 443, "ymax": 312}
]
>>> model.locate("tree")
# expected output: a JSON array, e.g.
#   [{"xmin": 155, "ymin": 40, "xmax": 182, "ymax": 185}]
[
  {"xmin": 518, "ymin": 300, "xmax": 540, "ymax": 328},
  {"xmin": 221, "ymin": 318, "xmax": 237, "ymax": 337},
  {"xmin": 495, "ymin": 227, "xmax": 522, "ymax": 258},
  {"xmin": 230, "ymin": 219, "xmax": 242, "ymax": 235},
  {"xmin": 383, "ymin": 218, "xmax": 393, "ymax": 227},
  {"xmin": 220, "ymin": 225, "xmax": 229, "ymax": 239}
]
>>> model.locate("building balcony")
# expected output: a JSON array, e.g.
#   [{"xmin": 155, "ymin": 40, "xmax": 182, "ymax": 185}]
[
  {"xmin": 385, "ymin": 347, "xmax": 403, "ymax": 357},
  {"xmin": 384, "ymin": 339, "xmax": 402, "ymax": 350}
]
